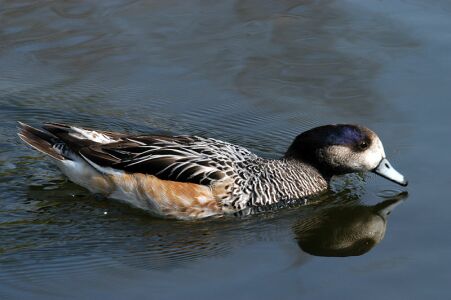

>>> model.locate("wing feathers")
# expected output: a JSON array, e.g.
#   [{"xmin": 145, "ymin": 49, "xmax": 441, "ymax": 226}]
[
  {"xmin": 23, "ymin": 123, "xmax": 256, "ymax": 187},
  {"xmin": 74, "ymin": 134, "xmax": 257, "ymax": 186}
]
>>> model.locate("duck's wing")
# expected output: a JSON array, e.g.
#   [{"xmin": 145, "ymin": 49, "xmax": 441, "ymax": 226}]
[
  {"xmin": 43, "ymin": 123, "xmax": 257, "ymax": 186},
  {"xmin": 81, "ymin": 135, "xmax": 257, "ymax": 186}
]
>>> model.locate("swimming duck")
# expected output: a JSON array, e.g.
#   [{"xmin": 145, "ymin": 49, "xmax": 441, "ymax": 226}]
[{"xmin": 18, "ymin": 122, "xmax": 407, "ymax": 219}]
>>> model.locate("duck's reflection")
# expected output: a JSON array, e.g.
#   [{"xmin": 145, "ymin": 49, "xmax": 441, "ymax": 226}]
[{"xmin": 293, "ymin": 193, "xmax": 406, "ymax": 257}]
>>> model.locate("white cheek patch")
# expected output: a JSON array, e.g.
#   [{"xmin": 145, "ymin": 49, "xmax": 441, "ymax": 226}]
[{"xmin": 365, "ymin": 138, "xmax": 385, "ymax": 170}]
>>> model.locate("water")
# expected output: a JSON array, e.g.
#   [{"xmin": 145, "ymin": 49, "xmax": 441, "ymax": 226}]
[{"xmin": 1, "ymin": 0, "xmax": 450, "ymax": 299}]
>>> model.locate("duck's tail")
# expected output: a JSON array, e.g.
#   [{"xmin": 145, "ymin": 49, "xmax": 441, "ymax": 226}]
[{"xmin": 17, "ymin": 122, "xmax": 66, "ymax": 160}]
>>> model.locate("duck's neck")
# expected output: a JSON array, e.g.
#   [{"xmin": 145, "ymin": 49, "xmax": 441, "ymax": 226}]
[{"xmin": 245, "ymin": 159, "xmax": 329, "ymax": 207}]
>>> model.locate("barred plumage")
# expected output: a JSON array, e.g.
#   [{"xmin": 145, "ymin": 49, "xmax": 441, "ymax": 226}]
[
  {"xmin": 18, "ymin": 122, "xmax": 407, "ymax": 219},
  {"xmin": 78, "ymin": 133, "xmax": 328, "ymax": 210}
]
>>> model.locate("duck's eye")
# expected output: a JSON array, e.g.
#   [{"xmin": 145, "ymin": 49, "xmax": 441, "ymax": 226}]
[{"xmin": 359, "ymin": 141, "xmax": 368, "ymax": 150}]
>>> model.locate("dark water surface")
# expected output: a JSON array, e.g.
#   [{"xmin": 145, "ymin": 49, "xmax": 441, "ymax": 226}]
[{"xmin": 1, "ymin": 0, "xmax": 450, "ymax": 299}]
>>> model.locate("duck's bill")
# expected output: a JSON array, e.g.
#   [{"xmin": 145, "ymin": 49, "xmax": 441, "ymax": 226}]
[{"xmin": 373, "ymin": 158, "xmax": 408, "ymax": 186}]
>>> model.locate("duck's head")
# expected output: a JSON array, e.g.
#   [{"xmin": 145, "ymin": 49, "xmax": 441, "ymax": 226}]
[{"xmin": 285, "ymin": 124, "xmax": 408, "ymax": 186}]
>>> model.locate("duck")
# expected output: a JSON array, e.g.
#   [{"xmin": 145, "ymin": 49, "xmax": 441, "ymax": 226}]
[{"xmin": 18, "ymin": 122, "xmax": 407, "ymax": 219}]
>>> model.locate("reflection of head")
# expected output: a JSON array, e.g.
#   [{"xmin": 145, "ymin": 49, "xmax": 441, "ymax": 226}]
[{"xmin": 293, "ymin": 194, "xmax": 405, "ymax": 257}]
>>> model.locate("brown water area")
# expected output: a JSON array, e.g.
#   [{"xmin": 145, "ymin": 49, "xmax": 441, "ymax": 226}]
[{"xmin": 0, "ymin": 0, "xmax": 450, "ymax": 299}]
